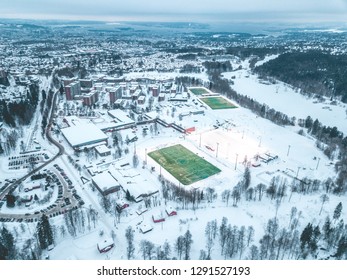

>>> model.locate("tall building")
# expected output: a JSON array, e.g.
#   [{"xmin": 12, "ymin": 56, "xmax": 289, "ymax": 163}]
[
  {"xmin": 109, "ymin": 86, "xmax": 122, "ymax": 104},
  {"xmin": 83, "ymin": 90, "xmax": 99, "ymax": 106},
  {"xmin": 63, "ymin": 78, "xmax": 75, "ymax": 87},
  {"xmin": 80, "ymin": 79, "xmax": 93, "ymax": 88},
  {"xmin": 152, "ymin": 85, "xmax": 160, "ymax": 97},
  {"xmin": 65, "ymin": 81, "xmax": 81, "ymax": 100}
]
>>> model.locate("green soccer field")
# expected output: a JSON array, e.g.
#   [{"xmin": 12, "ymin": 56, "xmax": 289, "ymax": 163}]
[
  {"xmin": 148, "ymin": 144, "xmax": 221, "ymax": 185},
  {"xmin": 200, "ymin": 96, "xmax": 238, "ymax": 110},
  {"xmin": 189, "ymin": 87, "xmax": 210, "ymax": 95}
]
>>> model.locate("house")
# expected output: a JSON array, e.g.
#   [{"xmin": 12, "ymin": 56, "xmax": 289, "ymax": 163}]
[
  {"xmin": 136, "ymin": 207, "xmax": 148, "ymax": 216},
  {"xmin": 116, "ymin": 199, "xmax": 129, "ymax": 211},
  {"xmin": 94, "ymin": 145, "xmax": 111, "ymax": 157},
  {"xmin": 165, "ymin": 207, "xmax": 177, "ymax": 217},
  {"xmin": 97, "ymin": 238, "xmax": 114, "ymax": 253},
  {"xmin": 140, "ymin": 224, "xmax": 153, "ymax": 234},
  {"xmin": 152, "ymin": 212, "xmax": 165, "ymax": 223}
]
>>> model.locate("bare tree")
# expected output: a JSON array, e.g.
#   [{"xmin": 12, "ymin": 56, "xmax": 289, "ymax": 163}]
[
  {"xmin": 246, "ymin": 226, "xmax": 255, "ymax": 246},
  {"xmin": 222, "ymin": 190, "xmax": 231, "ymax": 206},
  {"xmin": 125, "ymin": 226, "xmax": 135, "ymax": 260},
  {"xmin": 139, "ymin": 240, "xmax": 155, "ymax": 260},
  {"xmin": 219, "ymin": 217, "xmax": 228, "ymax": 254},
  {"xmin": 319, "ymin": 194, "xmax": 329, "ymax": 215},
  {"xmin": 238, "ymin": 226, "xmax": 246, "ymax": 259},
  {"xmin": 175, "ymin": 235, "xmax": 185, "ymax": 260}
]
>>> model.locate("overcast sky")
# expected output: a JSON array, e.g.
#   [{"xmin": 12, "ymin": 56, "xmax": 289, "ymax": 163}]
[{"xmin": 1, "ymin": 0, "xmax": 347, "ymax": 22}]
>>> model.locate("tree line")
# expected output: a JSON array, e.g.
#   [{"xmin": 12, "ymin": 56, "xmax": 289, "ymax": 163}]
[
  {"xmin": 0, "ymin": 83, "xmax": 40, "ymax": 127},
  {"xmin": 254, "ymin": 50, "xmax": 347, "ymax": 102}
]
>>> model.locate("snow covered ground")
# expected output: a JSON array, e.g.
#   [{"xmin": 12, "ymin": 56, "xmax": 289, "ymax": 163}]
[
  {"xmin": 9, "ymin": 99, "xmax": 339, "ymax": 260},
  {"xmin": 0, "ymin": 67, "xmax": 345, "ymax": 260},
  {"xmin": 222, "ymin": 58, "xmax": 347, "ymax": 134}
]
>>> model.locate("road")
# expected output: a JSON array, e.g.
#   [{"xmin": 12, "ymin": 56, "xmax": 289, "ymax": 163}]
[
  {"xmin": 0, "ymin": 90, "xmax": 64, "ymax": 202},
  {"xmin": 0, "ymin": 90, "xmax": 115, "ymax": 234}
]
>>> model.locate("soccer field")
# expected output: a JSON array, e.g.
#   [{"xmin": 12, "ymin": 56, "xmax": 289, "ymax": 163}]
[
  {"xmin": 189, "ymin": 87, "xmax": 210, "ymax": 95},
  {"xmin": 148, "ymin": 144, "xmax": 221, "ymax": 185},
  {"xmin": 200, "ymin": 96, "xmax": 238, "ymax": 110}
]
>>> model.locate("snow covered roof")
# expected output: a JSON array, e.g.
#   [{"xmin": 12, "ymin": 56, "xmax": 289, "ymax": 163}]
[
  {"xmin": 95, "ymin": 145, "xmax": 111, "ymax": 155},
  {"xmin": 92, "ymin": 172, "xmax": 121, "ymax": 190},
  {"xmin": 107, "ymin": 109, "xmax": 135, "ymax": 126},
  {"xmin": 140, "ymin": 224, "xmax": 153, "ymax": 234},
  {"xmin": 61, "ymin": 123, "xmax": 108, "ymax": 148},
  {"xmin": 97, "ymin": 238, "xmax": 114, "ymax": 252}
]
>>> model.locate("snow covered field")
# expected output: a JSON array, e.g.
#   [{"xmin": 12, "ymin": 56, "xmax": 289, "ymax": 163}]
[
  {"xmin": 0, "ymin": 63, "xmax": 345, "ymax": 260},
  {"xmin": 3, "ymin": 97, "xmax": 340, "ymax": 260},
  {"xmin": 222, "ymin": 59, "xmax": 347, "ymax": 134}
]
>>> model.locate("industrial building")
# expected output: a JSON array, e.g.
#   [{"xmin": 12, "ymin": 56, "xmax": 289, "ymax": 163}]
[{"xmin": 61, "ymin": 123, "xmax": 108, "ymax": 149}]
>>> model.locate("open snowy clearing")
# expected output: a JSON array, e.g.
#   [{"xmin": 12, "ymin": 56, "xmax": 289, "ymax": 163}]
[{"xmin": 222, "ymin": 59, "xmax": 347, "ymax": 134}]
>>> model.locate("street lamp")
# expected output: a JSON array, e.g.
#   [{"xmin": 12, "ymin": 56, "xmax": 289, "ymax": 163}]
[
  {"xmin": 316, "ymin": 157, "xmax": 321, "ymax": 170},
  {"xmin": 235, "ymin": 153, "xmax": 239, "ymax": 170},
  {"xmin": 296, "ymin": 167, "xmax": 301, "ymax": 178},
  {"xmin": 145, "ymin": 148, "xmax": 147, "ymax": 165},
  {"xmin": 287, "ymin": 145, "xmax": 291, "ymax": 157},
  {"xmin": 216, "ymin": 142, "xmax": 219, "ymax": 158}
]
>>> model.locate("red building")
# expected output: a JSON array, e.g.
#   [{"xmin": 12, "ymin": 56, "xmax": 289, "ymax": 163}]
[
  {"xmin": 83, "ymin": 91, "xmax": 99, "ymax": 106},
  {"xmin": 65, "ymin": 81, "xmax": 81, "ymax": 100},
  {"xmin": 165, "ymin": 207, "xmax": 177, "ymax": 217},
  {"xmin": 152, "ymin": 214, "xmax": 165, "ymax": 223},
  {"xmin": 116, "ymin": 199, "xmax": 129, "ymax": 211},
  {"xmin": 138, "ymin": 95, "xmax": 145, "ymax": 105},
  {"xmin": 109, "ymin": 86, "xmax": 122, "ymax": 104},
  {"xmin": 152, "ymin": 85, "xmax": 159, "ymax": 97},
  {"xmin": 97, "ymin": 239, "xmax": 114, "ymax": 253}
]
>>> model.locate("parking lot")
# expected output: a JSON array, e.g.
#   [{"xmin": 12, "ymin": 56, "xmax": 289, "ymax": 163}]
[
  {"xmin": 7, "ymin": 152, "xmax": 50, "ymax": 170},
  {"xmin": 0, "ymin": 163, "xmax": 84, "ymax": 223}
]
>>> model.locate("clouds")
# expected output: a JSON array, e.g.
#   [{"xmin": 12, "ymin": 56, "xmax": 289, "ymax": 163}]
[{"xmin": 1, "ymin": 0, "xmax": 347, "ymax": 21}]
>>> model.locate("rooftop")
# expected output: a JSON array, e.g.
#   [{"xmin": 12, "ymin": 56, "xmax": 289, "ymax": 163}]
[
  {"xmin": 92, "ymin": 172, "xmax": 120, "ymax": 190},
  {"xmin": 61, "ymin": 123, "xmax": 108, "ymax": 148}
]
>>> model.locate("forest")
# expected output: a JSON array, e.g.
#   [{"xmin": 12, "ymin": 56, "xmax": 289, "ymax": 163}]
[
  {"xmin": 254, "ymin": 50, "xmax": 347, "ymax": 102},
  {"xmin": 0, "ymin": 83, "xmax": 40, "ymax": 127}
]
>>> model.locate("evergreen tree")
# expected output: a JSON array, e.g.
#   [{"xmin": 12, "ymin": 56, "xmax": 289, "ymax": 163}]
[
  {"xmin": 6, "ymin": 194, "xmax": 16, "ymax": 208},
  {"xmin": 36, "ymin": 214, "xmax": 54, "ymax": 250},
  {"xmin": 333, "ymin": 202, "xmax": 343, "ymax": 221},
  {"xmin": 125, "ymin": 190, "xmax": 135, "ymax": 202},
  {"xmin": 0, "ymin": 227, "xmax": 15, "ymax": 259},
  {"xmin": 243, "ymin": 167, "xmax": 251, "ymax": 191},
  {"xmin": 0, "ymin": 142, "xmax": 4, "ymax": 155},
  {"xmin": 300, "ymin": 223, "xmax": 313, "ymax": 251},
  {"xmin": 334, "ymin": 236, "xmax": 347, "ymax": 259},
  {"xmin": 183, "ymin": 230, "xmax": 193, "ymax": 260},
  {"xmin": 0, "ymin": 242, "xmax": 8, "ymax": 260}
]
